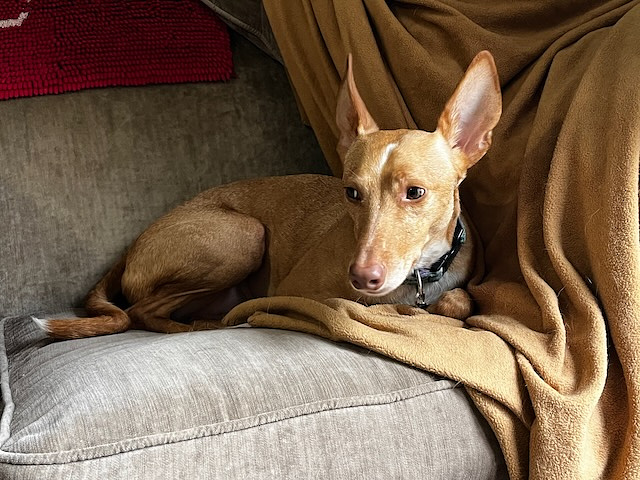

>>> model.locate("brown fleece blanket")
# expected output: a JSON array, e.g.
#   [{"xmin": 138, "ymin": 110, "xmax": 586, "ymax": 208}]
[{"xmin": 225, "ymin": 1, "xmax": 640, "ymax": 478}]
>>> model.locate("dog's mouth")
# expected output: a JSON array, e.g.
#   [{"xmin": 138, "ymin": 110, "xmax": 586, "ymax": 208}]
[{"xmin": 351, "ymin": 286, "xmax": 394, "ymax": 297}]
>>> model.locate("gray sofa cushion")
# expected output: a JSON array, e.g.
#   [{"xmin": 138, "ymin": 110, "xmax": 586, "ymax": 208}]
[{"xmin": 0, "ymin": 314, "xmax": 507, "ymax": 479}]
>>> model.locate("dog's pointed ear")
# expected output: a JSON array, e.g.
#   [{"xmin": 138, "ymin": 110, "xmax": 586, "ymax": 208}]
[
  {"xmin": 437, "ymin": 51, "xmax": 502, "ymax": 172},
  {"xmin": 336, "ymin": 54, "xmax": 379, "ymax": 162}
]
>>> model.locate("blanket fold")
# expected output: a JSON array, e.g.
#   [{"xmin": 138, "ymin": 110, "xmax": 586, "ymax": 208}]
[{"xmin": 243, "ymin": 1, "xmax": 640, "ymax": 478}]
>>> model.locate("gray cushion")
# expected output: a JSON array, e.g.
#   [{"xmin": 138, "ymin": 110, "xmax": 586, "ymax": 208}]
[{"xmin": 0, "ymin": 314, "xmax": 507, "ymax": 479}]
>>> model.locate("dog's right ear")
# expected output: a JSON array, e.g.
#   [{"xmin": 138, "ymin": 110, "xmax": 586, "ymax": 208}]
[
  {"xmin": 336, "ymin": 54, "xmax": 379, "ymax": 162},
  {"xmin": 437, "ymin": 51, "xmax": 502, "ymax": 174}
]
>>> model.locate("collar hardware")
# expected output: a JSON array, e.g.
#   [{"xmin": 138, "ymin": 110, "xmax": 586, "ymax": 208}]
[{"xmin": 405, "ymin": 218, "xmax": 466, "ymax": 308}]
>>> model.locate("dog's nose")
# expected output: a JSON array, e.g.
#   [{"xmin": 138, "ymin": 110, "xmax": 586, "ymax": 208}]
[{"xmin": 349, "ymin": 263, "xmax": 386, "ymax": 291}]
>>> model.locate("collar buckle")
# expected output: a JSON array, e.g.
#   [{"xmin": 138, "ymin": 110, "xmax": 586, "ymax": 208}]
[
  {"xmin": 406, "ymin": 218, "xmax": 467, "ymax": 308},
  {"xmin": 414, "ymin": 269, "xmax": 427, "ymax": 309}
]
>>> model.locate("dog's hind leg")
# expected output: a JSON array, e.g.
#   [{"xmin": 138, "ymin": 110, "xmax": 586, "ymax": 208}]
[
  {"xmin": 122, "ymin": 208, "xmax": 267, "ymax": 333},
  {"xmin": 126, "ymin": 288, "xmax": 218, "ymax": 333}
]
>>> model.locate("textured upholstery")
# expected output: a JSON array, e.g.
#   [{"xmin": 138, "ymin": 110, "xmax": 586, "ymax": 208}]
[
  {"xmin": 201, "ymin": 0, "xmax": 281, "ymax": 62},
  {"xmin": 0, "ymin": 314, "xmax": 507, "ymax": 479},
  {"xmin": 0, "ymin": 33, "xmax": 326, "ymax": 317}
]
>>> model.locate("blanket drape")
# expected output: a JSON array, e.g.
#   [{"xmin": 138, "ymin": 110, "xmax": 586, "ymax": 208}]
[{"xmin": 226, "ymin": 1, "xmax": 640, "ymax": 478}]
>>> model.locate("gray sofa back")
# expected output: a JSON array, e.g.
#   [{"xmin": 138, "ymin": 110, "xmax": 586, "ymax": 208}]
[{"xmin": 0, "ymin": 35, "xmax": 328, "ymax": 317}]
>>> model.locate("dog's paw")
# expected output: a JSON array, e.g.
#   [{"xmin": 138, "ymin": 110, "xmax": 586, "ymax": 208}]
[{"xmin": 427, "ymin": 288, "xmax": 473, "ymax": 320}]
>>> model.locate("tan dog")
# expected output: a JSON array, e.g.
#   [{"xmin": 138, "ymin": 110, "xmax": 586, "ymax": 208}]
[{"xmin": 34, "ymin": 51, "xmax": 501, "ymax": 339}]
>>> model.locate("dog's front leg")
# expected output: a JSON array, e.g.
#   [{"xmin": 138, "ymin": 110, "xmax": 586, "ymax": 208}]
[{"xmin": 427, "ymin": 288, "xmax": 473, "ymax": 320}]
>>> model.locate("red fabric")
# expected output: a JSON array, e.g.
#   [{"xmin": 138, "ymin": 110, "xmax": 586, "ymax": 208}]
[{"xmin": 0, "ymin": 0, "xmax": 232, "ymax": 100}]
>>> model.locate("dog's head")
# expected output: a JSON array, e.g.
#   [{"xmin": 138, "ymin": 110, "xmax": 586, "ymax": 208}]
[{"xmin": 336, "ymin": 52, "xmax": 501, "ymax": 296}]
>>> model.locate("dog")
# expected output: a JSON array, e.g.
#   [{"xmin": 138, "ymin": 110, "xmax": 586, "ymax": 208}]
[{"xmin": 34, "ymin": 51, "xmax": 501, "ymax": 339}]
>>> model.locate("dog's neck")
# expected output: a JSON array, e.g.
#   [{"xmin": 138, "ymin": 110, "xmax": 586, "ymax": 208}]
[
  {"xmin": 406, "ymin": 217, "xmax": 466, "ymax": 285},
  {"xmin": 403, "ymin": 215, "xmax": 467, "ymax": 308}
]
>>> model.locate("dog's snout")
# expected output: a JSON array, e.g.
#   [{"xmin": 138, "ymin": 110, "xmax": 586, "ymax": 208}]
[{"xmin": 349, "ymin": 263, "xmax": 386, "ymax": 291}]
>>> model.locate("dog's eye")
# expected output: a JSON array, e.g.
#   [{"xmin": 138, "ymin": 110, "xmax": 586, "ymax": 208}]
[
  {"xmin": 345, "ymin": 187, "xmax": 362, "ymax": 202},
  {"xmin": 406, "ymin": 186, "xmax": 425, "ymax": 200}
]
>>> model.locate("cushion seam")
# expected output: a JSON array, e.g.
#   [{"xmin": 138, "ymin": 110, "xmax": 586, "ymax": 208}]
[
  {"xmin": 200, "ymin": 0, "xmax": 270, "ymax": 47},
  {"xmin": 0, "ymin": 318, "xmax": 15, "ymax": 449},
  {"xmin": 0, "ymin": 379, "xmax": 459, "ymax": 465}
]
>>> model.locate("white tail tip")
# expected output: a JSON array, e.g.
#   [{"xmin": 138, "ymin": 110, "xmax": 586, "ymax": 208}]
[{"xmin": 31, "ymin": 316, "xmax": 50, "ymax": 333}]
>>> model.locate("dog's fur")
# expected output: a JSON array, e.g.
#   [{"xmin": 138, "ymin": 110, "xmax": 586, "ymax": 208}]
[{"xmin": 35, "ymin": 51, "xmax": 501, "ymax": 339}]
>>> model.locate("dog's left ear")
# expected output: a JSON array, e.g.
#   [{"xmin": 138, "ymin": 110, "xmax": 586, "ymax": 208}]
[
  {"xmin": 437, "ymin": 51, "xmax": 502, "ymax": 173},
  {"xmin": 336, "ymin": 54, "xmax": 379, "ymax": 162}
]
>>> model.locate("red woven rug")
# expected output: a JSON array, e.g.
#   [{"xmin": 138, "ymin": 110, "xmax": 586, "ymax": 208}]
[{"xmin": 0, "ymin": 0, "xmax": 232, "ymax": 100}]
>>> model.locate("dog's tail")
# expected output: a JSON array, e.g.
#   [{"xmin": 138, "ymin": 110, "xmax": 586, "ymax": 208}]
[{"xmin": 32, "ymin": 255, "xmax": 133, "ymax": 339}]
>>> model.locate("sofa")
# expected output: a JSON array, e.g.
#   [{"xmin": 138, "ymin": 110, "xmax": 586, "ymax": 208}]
[{"xmin": 0, "ymin": 5, "xmax": 507, "ymax": 479}]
